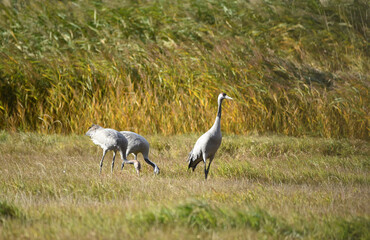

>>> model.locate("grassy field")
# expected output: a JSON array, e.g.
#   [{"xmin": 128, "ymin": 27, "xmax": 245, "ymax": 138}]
[{"xmin": 0, "ymin": 131, "xmax": 369, "ymax": 239}]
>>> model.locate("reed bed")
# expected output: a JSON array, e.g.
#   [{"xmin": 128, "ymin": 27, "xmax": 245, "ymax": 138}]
[{"xmin": 0, "ymin": 0, "xmax": 368, "ymax": 138}]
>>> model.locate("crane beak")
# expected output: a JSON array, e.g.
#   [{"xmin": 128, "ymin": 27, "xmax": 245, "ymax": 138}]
[{"xmin": 225, "ymin": 95, "xmax": 233, "ymax": 100}]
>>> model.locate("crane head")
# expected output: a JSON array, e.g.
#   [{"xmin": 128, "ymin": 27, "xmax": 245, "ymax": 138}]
[
  {"xmin": 85, "ymin": 124, "xmax": 102, "ymax": 137},
  {"xmin": 219, "ymin": 93, "xmax": 233, "ymax": 101}
]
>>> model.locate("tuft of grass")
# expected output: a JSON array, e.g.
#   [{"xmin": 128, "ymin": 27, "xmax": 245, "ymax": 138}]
[
  {"xmin": 129, "ymin": 200, "xmax": 286, "ymax": 232},
  {"xmin": 0, "ymin": 130, "xmax": 9, "ymax": 142},
  {"xmin": 128, "ymin": 200, "xmax": 370, "ymax": 239},
  {"xmin": 0, "ymin": 200, "xmax": 24, "ymax": 220},
  {"xmin": 323, "ymin": 217, "xmax": 370, "ymax": 240}
]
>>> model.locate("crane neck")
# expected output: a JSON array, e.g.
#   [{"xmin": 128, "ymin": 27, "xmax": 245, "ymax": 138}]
[
  {"xmin": 212, "ymin": 98, "xmax": 223, "ymax": 131},
  {"xmin": 217, "ymin": 98, "xmax": 222, "ymax": 118}
]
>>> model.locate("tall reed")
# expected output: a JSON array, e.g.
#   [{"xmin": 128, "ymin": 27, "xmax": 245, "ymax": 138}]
[{"xmin": 0, "ymin": 0, "xmax": 368, "ymax": 138}]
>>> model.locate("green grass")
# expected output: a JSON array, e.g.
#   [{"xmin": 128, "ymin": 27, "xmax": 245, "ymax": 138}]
[
  {"xmin": 0, "ymin": 132, "xmax": 368, "ymax": 239},
  {"xmin": 0, "ymin": 0, "xmax": 368, "ymax": 138}
]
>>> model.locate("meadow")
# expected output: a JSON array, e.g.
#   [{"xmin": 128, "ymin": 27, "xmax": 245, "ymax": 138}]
[{"xmin": 0, "ymin": 132, "xmax": 369, "ymax": 239}]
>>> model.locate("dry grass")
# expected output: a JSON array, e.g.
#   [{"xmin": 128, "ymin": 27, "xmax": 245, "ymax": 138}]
[{"xmin": 0, "ymin": 132, "xmax": 368, "ymax": 239}]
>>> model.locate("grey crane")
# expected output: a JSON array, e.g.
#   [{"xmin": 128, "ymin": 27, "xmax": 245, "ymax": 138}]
[
  {"xmin": 85, "ymin": 124, "xmax": 141, "ymax": 175},
  {"xmin": 188, "ymin": 93, "xmax": 233, "ymax": 179},
  {"xmin": 120, "ymin": 131, "xmax": 160, "ymax": 175}
]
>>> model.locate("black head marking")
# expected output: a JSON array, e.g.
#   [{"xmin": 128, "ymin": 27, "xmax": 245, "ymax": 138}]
[{"xmin": 222, "ymin": 93, "xmax": 226, "ymax": 97}]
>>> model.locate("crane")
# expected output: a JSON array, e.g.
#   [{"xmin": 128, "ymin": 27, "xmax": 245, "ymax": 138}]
[
  {"xmin": 85, "ymin": 124, "xmax": 141, "ymax": 175},
  {"xmin": 188, "ymin": 93, "xmax": 233, "ymax": 179},
  {"xmin": 120, "ymin": 131, "xmax": 160, "ymax": 175}
]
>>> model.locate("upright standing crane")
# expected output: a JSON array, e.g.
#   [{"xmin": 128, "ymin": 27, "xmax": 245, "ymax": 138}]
[{"xmin": 188, "ymin": 93, "xmax": 233, "ymax": 179}]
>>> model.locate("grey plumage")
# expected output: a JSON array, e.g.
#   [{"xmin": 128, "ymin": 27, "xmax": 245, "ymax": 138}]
[
  {"xmin": 120, "ymin": 131, "xmax": 160, "ymax": 175},
  {"xmin": 85, "ymin": 124, "xmax": 141, "ymax": 175},
  {"xmin": 188, "ymin": 93, "xmax": 233, "ymax": 179}
]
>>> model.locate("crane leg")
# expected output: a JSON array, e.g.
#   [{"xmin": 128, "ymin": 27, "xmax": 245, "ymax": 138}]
[
  {"xmin": 121, "ymin": 159, "xmax": 141, "ymax": 176},
  {"xmin": 111, "ymin": 151, "xmax": 116, "ymax": 173},
  {"xmin": 119, "ymin": 150, "xmax": 140, "ymax": 175},
  {"xmin": 204, "ymin": 162, "xmax": 208, "ymax": 179},
  {"xmin": 100, "ymin": 149, "xmax": 108, "ymax": 174},
  {"xmin": 205, "ymin": 156, "xmax": 214, "ymax": 179},
  {"xmin": 121, "ymin": 153, "xmax": 136, "ymax": 170},
  {"xmin": 203, "ymin": 155, "xmax": 208, "ymax": 179},
  {"xmin": 120, "ymin": 149, "xmax": 127, "ymax": 170}
]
